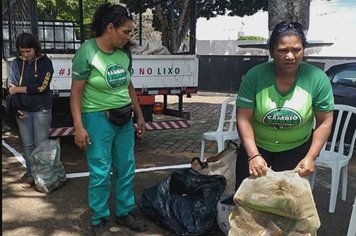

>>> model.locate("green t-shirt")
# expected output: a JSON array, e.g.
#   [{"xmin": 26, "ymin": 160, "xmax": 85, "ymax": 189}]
[
  {"xmin": 72, "ymin": 39, "xmax": 132, "ymax": 112},
  {"xmin": 236, "ymin": 61, "xmax": 334, "ymax": 152}
]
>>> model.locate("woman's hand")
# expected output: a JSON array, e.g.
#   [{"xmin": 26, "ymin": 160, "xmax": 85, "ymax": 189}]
[
  {"xmin": 9, "ymin": 83, "xmax": 27, "ymax": 95},
  {"xmin": 295, "ymin": 157, "xmax": 315, "ymax": 177},
  {"xmin": 8, "ymin": 83, "xmax": 17, "ymax": 95},
  {"xmin": 248, "ymin": 155, "xmax": 268, "ymax": 177},
  {"xmin": 16, "ymin": 110, "xmax": 25, "ymax": 119},
  {"xmin": 74, "ymin": 127, "xmax": 91, "ymax": 150},
  {"xmin": 135, "ymin": 116, "xmax": 146, "ymax": 137}
]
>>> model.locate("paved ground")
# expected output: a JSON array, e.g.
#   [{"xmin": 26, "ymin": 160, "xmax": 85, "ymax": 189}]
[{"xmin": 2, "ymin": 92, "xmax": 356, "ymax": 236}]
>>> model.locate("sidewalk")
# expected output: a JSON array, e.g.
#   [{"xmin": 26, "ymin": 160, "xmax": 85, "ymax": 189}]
[{"xmin": 2, "ymin": 92, "xmax": 355, "ymax": 236}]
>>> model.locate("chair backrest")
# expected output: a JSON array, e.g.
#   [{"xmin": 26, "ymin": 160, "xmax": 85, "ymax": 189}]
[
  {"xmin": 323, "ymin": 104, "xmax": 356, "ymax": 159},
  {"xmin": 216, "ymin": 96, "xmax": 237, "ymax": 132}
]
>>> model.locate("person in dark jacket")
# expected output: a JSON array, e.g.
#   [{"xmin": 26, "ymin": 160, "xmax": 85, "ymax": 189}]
[{"xmin": 8, "ymin": 32, "xmax": 54, "ymax": 189}]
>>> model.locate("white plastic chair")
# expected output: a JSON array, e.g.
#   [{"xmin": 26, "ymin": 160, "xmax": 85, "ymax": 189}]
[
  {"xmin": 347, "ymin": 195, "xmax": 356, "ymax": 236},
  {"xmin": 310, "ymin": 104, "xmax": 356, "ymax": 213},
  {"xmin": 200, "ymin": 96, "xmax": 240, "ymax": 161}
]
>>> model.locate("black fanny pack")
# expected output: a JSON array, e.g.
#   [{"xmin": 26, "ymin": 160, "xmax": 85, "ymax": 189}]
[{"xmin": 106, "ymin": 104, "xmax": 133, "ymax": 126}]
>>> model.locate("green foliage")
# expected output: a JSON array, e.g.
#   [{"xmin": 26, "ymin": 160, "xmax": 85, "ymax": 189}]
[
  {"xmin": 36, "ymin": 0, "xmax": 107, "ymax": 39},
  {"xmin": 37, "ymin": 0, "xmax": 105, "ymax": 22},
  {"xmin": 124, "ymin": 0, "xmax": 267, "ymax": 19},
  {"xmin": 238, "ymin": 35, "xmax": 266, "ymax": 40},
  {"xmin": 228, "ymin": 0, "xmax": 267, "ymax": 17},
  {"xmin": 35, "ymin": 0, "xmax": 268, "ymax": 52}
]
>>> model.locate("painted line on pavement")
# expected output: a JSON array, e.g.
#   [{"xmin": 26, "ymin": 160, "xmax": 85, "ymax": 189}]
[
  {"xmin": 135, "ymin": 163, "xmax": 191, "ymax": 173},
  {"xmin": 2, "ymin": 140, "xmax": 26, "ymax": 167},
  {"xmin": 2, "ymin": 140, "xmax": 191, "ymax": 179}
]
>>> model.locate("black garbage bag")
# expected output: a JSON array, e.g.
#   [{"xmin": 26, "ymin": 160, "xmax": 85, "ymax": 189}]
[
  {"xmin": 30, "ymin": 139, "xmax": 67, "ymax": 194},
  {"xmin": 139, "ymin": 168, "xmax": 226, "ymax": 235}
]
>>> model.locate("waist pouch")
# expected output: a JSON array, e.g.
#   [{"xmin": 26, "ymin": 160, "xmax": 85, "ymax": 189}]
[{"xmin": 106, "ymin": 104, "xmax": 133, "ymax": 126}]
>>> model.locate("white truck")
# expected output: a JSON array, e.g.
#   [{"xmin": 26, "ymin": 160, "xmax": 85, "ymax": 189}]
[
  {"xmin": 2, "ymin": 53, "xmax": 199, "ymax": 137},
  {"xmin": 2, "ymin": 2, "xmax": 199, "ymax": 138}
]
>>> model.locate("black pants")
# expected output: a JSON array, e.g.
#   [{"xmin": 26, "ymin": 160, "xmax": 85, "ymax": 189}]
[{"xmin": 235, "ymin": 136, "xmax": 312, "ymax": 190}]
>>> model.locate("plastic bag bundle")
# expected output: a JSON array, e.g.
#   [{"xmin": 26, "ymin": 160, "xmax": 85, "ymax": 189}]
[
  {"xmin": 229, "ymin": 169, "xmax": 320, "ymax": 236},
  {"xmin": 30, "ymin": 139, "xmax": 67, "ymax": 194},
  {"xmin": 139, "ymin": 168, "xmax": 226, "ymax": 235}
]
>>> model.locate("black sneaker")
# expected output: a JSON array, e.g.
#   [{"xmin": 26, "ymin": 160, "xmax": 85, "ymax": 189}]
[
  {"xmin": 115, "ymin": 212, "xmax": 147, "ymax": 232},
  {"xmin": 92, "ymin": 219, "xmax": 113, "ymax": 236}
]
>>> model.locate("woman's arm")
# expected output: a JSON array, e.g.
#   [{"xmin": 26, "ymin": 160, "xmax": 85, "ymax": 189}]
[
  {"xmin": 8, "ymin": 60, "xmax": 27, "ymax": 95},
  {"xmin": 296, "ymin": 111, "xmax": 333, "ymax": 176},
  {"xmin": 70, "ymin": 80, "xmax": 91, "ymax": 150},
  {"xmin": 237, "ymin": 107, "xmax": 268, "ymax": 176},
  {"xmin": 10, "ymin": 57, "xmax": 54, "ymax": 95},
  {"xmin": 128, "ymin": 81, "xmax": 146, "ymax": 137},
  {"xmin": 27, "ymin": 57, "xmax": 54, "ymax": 94},
  {"xmin": 8, "ymin": 84, "xmax": 27, "ymax": 95}
]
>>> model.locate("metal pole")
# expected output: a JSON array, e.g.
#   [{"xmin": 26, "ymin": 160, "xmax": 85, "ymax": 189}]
[
  {"xmin": 139, "ymin": 0, "xmax": 143, "ymax": 46},
  {"xmin": 79, "ymin": 0, "xmax": 85, "ymax": 43},
  {"xmin": 29, "ymin": 0, "xmax": 39, "ymax": 37},
  {"xmin": 170, "ymin": 0, "xmax": 174, "ymax": 52},
  {"xmin": 189, "ymin": 0, "xmax": 197, "ymax": 54},
  {"xmin": 7, "ymin": 0, "xmax": 13, "ymax": 57}
]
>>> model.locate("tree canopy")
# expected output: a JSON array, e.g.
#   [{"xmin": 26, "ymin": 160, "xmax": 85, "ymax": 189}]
[
  {"xmin": 123, "ymin": 0, "xmax": 267, "ymax": 53},
  {"xmin": 34, "ymin": 0, "xmax": 268, "ymax": 53}
]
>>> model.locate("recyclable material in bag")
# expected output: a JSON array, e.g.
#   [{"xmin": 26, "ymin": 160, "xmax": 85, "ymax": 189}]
[
  {"xmin": 206, "ymin": 147, "xmax": 237, "ymax": 197},
  {"xmin": 30, "ymin": 139, "xmax": 67, "ymax": 194},
  {"xmin": 193, "ymin": 141, "xmax": 238, "ymax": 197},
  {"xmin": 139, "ymin": 168, "xmax": 226, "ymax": 236},
  {"xmin": 229, "ymin": 169, "xmax": 320, "ymax": 236},
  {"xmin": 216, "ymin": 194, "xmax": 235, "ymax": 236}
]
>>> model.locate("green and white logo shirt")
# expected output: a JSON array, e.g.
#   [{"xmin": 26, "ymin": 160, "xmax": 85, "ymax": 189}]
[
  {"xmin": 236, "ymin": 61, "xmax": 334, "ymax": 152},
  {"xmin": 72, "ymin": 39, "xmax": 132, "ymax": 112},
  {"xmin": 105, "ymin": 64, "xmax": 128, "ymax": 89}
]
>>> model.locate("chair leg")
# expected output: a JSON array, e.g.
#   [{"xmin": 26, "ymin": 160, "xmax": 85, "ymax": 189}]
[
  {"xmin": 200, "ymin": 139, "xmax": 206, "ymax": 161},
  {"xmin": 329, "ymin": 167, "xmax": 342, "ymax": 213},
  {"xmin": 309, "ymin": 168, "xmax": 318, "ymax": 190},
  {"xmin": 217, "ymin": 136, "xmax": 224, "ymax": 153},
  {"xmin": 341, "ymin": 165, "xmax": 348, "ymax": 201},
  {"xmin": 347, "ymin": 196, "xmax": 356, "ymax": 236}
]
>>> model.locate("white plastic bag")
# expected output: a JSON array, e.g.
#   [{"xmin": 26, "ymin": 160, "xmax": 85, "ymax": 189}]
[{"xmin": 217, "ymin": 194, "xmax": 235, "ymax": 235}]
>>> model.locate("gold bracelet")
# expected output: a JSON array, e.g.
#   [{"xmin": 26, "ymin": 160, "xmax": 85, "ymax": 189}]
[{"xmin": 248, "ymin": 153, "xmax": 262, "ymax": 163}]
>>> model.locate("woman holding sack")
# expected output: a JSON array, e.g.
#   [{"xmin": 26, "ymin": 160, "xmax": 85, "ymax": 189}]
[
  {"xmin": 235, "ymin": 22, "xmax": 334, "ymax": 189},
  {"xmin": 8, "ymin": 32, "xmax": 54, "ymax": 189},
  {"xmin": 70, "ymin": 3, "xmax": 147, "ymax": 235}
]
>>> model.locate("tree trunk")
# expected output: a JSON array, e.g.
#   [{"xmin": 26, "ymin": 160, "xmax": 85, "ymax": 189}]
[
  {"xmin": 156, "ymin": 0, "xmax": 191, "ymax": 53},
  {"xmin": 268, "ymin": 0, "xmax": 310, "ymax": 35}
]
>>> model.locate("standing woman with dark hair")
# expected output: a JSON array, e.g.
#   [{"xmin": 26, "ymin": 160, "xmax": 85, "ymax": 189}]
[
  {"xmin": 8, "ymin": 32, "xmax": 54, "ymax": 189},
  {"xmin": 235, "ymin": 22, "xmax": 334, "ymax": 189},
  {"xmin": 70, "ymin": 3, "xmax": 147, "ymax": 235}
]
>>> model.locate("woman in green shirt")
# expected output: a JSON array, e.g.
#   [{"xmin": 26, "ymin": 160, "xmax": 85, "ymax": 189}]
[
  {"xmin": 70, "ymin": 3, "xmax": 146, "ymax": 235},
  {"xmin": 235, "ymin": 22, "xmax": 334, "ymax": 190}
]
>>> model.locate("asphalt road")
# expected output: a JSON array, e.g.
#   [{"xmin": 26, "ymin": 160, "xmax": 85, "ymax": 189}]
[{"xmin": 2, "ymin": 92, "xmax": 356, "ymax": 236}]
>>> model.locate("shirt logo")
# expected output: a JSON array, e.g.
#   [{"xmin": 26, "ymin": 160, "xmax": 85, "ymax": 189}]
[
  {"xmin": 263, "ymin": 108, "xmax": 302, "ymax": 129},
  {"xmin": 105, "ymin": 64, "xmax": 128, "ymax": 89}
]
